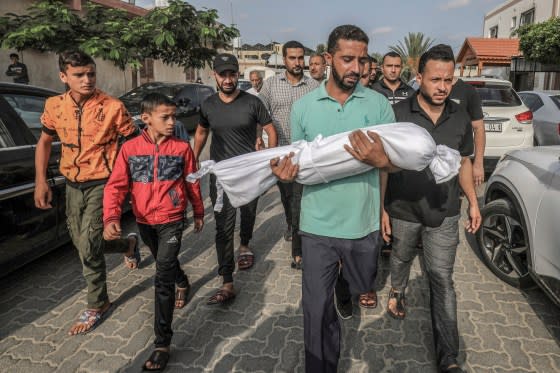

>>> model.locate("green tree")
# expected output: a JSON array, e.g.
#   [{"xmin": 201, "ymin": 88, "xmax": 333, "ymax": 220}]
[
  {"xmin": 315, "ymin": 43, "xmax": 326, "ymax": 54},
  {"xmin": 515, "ymin": 17, "xmax": 560, "ymax": 65},
  {"xmin": 0, "ymin": 0, "xmax": 238, "ymax": 72},
  {"xmin": 389, "ymin": 32, "xmax": 434, "ymax": 78}
]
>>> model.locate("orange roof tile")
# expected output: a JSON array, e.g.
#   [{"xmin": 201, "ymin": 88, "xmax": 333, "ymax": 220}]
[{"xmin": 457, "ymin": 37, "xmax": 520, "ymax": 64}]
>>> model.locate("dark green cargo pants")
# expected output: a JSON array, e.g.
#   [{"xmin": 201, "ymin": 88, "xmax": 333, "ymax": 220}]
[{"xmin": 66, "ymin": 183, "xmax": 130, "ymax": 308}]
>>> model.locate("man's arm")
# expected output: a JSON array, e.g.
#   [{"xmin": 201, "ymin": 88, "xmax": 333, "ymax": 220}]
[
  {"xmin": 5, "ymin": 65, "xmax": 15, "ymax": 76},
  {"xmin": 380, "ymin": 170, "xmax": 392, "ymax": 242},
  {"xmin": 34, "ymin": 132, "xmax": 54, "ymax": 209},
  {"xmin": 458, "ymin": 156, "xmax": 481, "ymax": 233},
  {"xmin": 471, "ymin": 119, "xmax": 485, "ymax": 186},
  {"xmin": 193, "ymin": 125, "xmax": 210, "ymax": 161},
  {"xmin": 262, "ymin": 122, "xmax": 277, "ymax": 148}
]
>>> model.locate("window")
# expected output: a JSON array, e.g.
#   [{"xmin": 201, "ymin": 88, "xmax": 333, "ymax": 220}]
[
  {"xmin": 472, "ymin": 85, "xmax": 522, "ymax": 107},
  {"xmin": 489, "ymin": 25, "xmax": 498, "ymax": 38},
  {"xmin": 511, "ymin": 16, "xmax": 517, "ymax": 30},
  {"xmin": 1, "ymin": 93, "xmax": 48, "ymax": 142},
  {"xmin": 0, "ymin": 118, "xmax": 16, "ymax": 148},
  {"xmin": 518, "ymin": 93, "xmax": 543, "ymax": 112},
  {"xmin": 520, "ymin": 8, "xmax": 535, "ymax": 26},
  {"xmin": 550, "ymin": 95, "xmax": 560, "ymax": 110}
]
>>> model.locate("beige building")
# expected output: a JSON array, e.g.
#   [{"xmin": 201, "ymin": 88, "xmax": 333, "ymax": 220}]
[
  {"xmin": 1, "ymin": 0, "xmax": 212, "ymax": 96},
  {"xmin": 482, "ymin": 0, "xmax": 560, "ymax": 90}
]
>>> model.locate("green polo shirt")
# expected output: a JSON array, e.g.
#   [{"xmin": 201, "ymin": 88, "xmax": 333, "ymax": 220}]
[{"xmin": 291, "ymin": 82, "xmax": 395, "ymax": 239}]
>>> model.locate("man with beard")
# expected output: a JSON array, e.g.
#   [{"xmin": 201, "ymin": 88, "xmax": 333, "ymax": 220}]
[
  {"xmin": 193, "ymin": 53, "xmax": 277, "ymax": 305},
  {"xmin": 270, "ymin": 25, "xmax": 395, "ymax": 372},
  {"xmin": 259, "ymin": 41, "xmax": 319, "ymax": 270},
  {"xmin": 372, "ymin": 51, "xmax": 415, "ymax": 105},
  {"xmin": 309, "ymin": 53, "xmax": 327, "ymax": 82},
  {"xmin": 382, "ymin": 45, "xmax": 480, "ymax": 373}
]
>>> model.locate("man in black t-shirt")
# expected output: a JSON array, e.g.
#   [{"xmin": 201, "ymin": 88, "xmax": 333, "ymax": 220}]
[
  {"xmin": 193, "ymin": 53, "xmax": 277, "ymax": 305},
  {"xmin": 372, "ymin": 51, "xmax": 415, "ymax": 105},
  {"xmin": 381, "ymin": 46, "xmax": 481, "ymax": 373}
]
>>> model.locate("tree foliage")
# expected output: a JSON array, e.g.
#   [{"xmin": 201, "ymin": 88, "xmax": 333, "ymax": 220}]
[
  {"xmin": 0, "ymin": 0, "xmax": 239, "ymax": 71},
  {"xmin": 315, "ymin": 43, "xmax": 326, "ymax": 54},
  {"xmin": 515, "ymin": 17, "xmax": 560, "ymax": 65},
  {"xmin": 389, "ymin": 32, "xmax": 434, "ymax": 77}
]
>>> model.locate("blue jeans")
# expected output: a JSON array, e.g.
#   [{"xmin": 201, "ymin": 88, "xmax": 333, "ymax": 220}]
[{"xmin": 390, "ymin": 215, "xmax": 460, "ymax": 371}]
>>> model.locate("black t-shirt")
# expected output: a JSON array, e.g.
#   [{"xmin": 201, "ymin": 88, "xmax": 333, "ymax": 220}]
[
  {"xmin": 199, "ymin": 91, "xmax": 272, "ymax": 162},
  {"xmin": 372, "ymin": 79, "xmax": 415, "ymax": 105},
  {"xmin": 449, "ymin": 79, "xmax": 483, "ymax": 121},
  {"xmin": 386, "ymin": 93, "xmax": 474, "ymax": 227}
]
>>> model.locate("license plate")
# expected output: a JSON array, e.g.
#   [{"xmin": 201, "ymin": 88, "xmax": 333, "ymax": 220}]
[{"xmin": 485, "ymin": 121, "xmax": 503, "ymax": 132}]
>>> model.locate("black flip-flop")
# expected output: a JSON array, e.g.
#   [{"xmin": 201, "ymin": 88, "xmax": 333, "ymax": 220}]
[{"xmin": 142, "ymin": 349, "xmax": 170, "ymax": 371}]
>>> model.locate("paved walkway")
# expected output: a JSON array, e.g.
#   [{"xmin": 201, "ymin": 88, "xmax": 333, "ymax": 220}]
[{"xmin": 0, "ymin": 182, "xmax": 559, "ymax": 373}]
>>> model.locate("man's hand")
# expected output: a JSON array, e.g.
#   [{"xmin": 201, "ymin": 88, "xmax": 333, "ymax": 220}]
[
  {"xmin": 465, "ymin": 203, "xmax": 481, "ymax": 234},
  {"xmin": 270, "ymin": 152, "xmax": 299, "ymax": 182},
  {"xmin": 34, "ymin": 181, "xmax": 53, "ymax": 209},
  {"xmin": 473, "ymin": 162, "xmax": 484, "ymax": 186},
  {"xmin": 194, "ymin": 217, "xmax": 204, "ymax": 233},
  {"xmin": 255, "ymin": 137, "xmax": 265, "ymax": 151},
  {"xmin": 381, "ymin": 208, "xmax": 392, "ymax": 243},
  {"xmin": 103, "ymin": 221, "xmax": 122, "ymax": 240},
  {"xmin": 344, "ymin": 130, "xmax": 390, "ymax": 169}
]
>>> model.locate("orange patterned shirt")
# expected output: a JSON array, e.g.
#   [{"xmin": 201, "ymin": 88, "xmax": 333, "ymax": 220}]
[{"xmin": 41, "ymin": 89, "xmax": 135, "ymax": 183}]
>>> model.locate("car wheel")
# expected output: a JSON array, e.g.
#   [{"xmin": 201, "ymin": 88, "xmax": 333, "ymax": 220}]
[{"xmin": 477, "ymin": 198, "xmax": 533, "ymax": 288}]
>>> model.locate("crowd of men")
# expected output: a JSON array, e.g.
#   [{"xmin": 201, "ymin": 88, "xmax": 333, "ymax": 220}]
[{"xmin": 33, "ymin": 23, "xmax": 485, "ymax": 373}]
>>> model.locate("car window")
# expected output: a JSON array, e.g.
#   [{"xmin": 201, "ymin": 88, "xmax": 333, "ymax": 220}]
[
  {"xmin": 121, "ymin": 84, "xmax": 181, "ymax": 100},
  {"xmin": 519, "ymin": 93, "xmax": 544, "ymax": 112},
  {"xmin": 176, "ymin": 86, "xmax": 198, "ymax": 106},
  {"xmin": 472, "ymin": 85, "xmax": 522, "ymax": 107},
  {"xmin": 238, "ymin": 80, "xmax": 252, "ymax": 91},
  {"xmin": 0, "ymin": 93, "xmax": 48, "ymax": 141},
  {"xmin": 550, "ymin": 95, "xmax": 560, "ymax": 110},
  {"xmin": 0, "ymin": 117, "xmax": 16, "ymax": 148}
]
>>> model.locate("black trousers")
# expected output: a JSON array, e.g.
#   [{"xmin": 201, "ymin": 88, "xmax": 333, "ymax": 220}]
[
  {"xmin": 137, "ymin": 220, "xmax": 186, "ymax": 348},
  {"xmin": 277, "ymin": 181, "xmax": 303, "ymax": 258},
  {"xmin": 210, "ymin": 174, "xmax": 258, "ymax": 284},
  {"xmin": 301, "ymin": 231, "xmax": 381, "ymax": 373}
]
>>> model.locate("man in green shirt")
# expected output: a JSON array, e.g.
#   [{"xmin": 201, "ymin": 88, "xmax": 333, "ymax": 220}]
[{"xmin": 271, "ymin": 24, "xmax": 395, "ymax": 373}]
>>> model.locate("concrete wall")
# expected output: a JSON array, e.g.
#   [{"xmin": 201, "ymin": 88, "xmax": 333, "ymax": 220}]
[{"xmin": 483, "ymin": 0, "xmax": 558, "ymax": 38}]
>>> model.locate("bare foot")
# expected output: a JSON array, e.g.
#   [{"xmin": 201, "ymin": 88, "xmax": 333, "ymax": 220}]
[{"xmin": 68, "ymin": 301, "xmax": 112, "ymax": 335}]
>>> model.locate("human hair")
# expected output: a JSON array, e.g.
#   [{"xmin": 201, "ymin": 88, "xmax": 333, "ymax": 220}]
[
  {"xmin": 9, "ymin": 53, "xmax": 19, "ymax": 59},
  {"xmin": 418, "ymin": 44, "xmax": 455, "ymax": 74},
  {"xmin": 309, "ymin": 53, "xmax": 326, "ymax": 64},
  {"xmin": 382, "ymin": 51, "xmax": 402, "ymax": 65},
  {"xmin": 371, "ymin": 57, "xmax": 378, "ymax": 64},
  {"xmin": 58, "ymin": 50, "xmax": 95, "ymax": 72},
  {"xmin": 282, "ymin": 41, "xmax": 305, "ymax": 57},
  {"xmin": 140, "ymin": 92, "xmax": 177, "ymax": 114},
  {"xmin": 327, "ymin": 25, "xmax": 369, "ymax": 54},
  {"xmin": 249, "ymin": 70, "xmax": 263, "ymax": 79}
]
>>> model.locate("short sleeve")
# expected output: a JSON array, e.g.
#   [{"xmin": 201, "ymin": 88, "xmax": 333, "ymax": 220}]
[
  {"xmin": 466, "ymin": 85, "xmax": 484, "ymax": 121},
  {"xmin": 40, "ymin": 98, "xmax": 58, "ymax": 136},
  {"xmin": 199, "ymin": 100, "xmax": 210, "ymax": 128},
  {"xmin": 254, "ymin": 98, "xmax": 272, "ymax": 125},
  {"xmin": 379, "ymin": 98, "xmax": 396, "ymax": 124},
  {"xmin": 459, "ymin": 119, "xmax": 474, "ymax": 156}
]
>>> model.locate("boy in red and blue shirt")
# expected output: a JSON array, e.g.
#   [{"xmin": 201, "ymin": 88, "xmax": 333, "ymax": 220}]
[{"xmin": 103, "ymin": 93, "xmax": 204, "ymax": 370}]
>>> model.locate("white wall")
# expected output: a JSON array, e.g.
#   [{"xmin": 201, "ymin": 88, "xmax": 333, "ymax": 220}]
[{"xmin": 483, "ymin": 0, "xmax": 558, "ymax": 38}]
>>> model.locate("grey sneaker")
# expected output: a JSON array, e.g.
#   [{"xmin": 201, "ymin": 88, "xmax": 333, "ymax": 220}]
[{"xmin": 334, "ymin": 292, "xmax": 353, "ymax": 320}]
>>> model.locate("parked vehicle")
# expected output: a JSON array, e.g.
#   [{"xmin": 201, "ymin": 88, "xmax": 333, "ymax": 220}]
[
  {"xmin": 238, "ymin": 79, "xmax": 252, "ymax": 91},
  {"xmin": 518, "ymin": 90, "xmax": 560, "ymax": 146},
  {"xmin": 0, "ymin": 83, "xmax": 67, "ymax": 276},
  {"xmin": 462, "ymin": 77, "xmax": 533, "ymax": 172},
  {"xmin": 477, "ymin": 146, "xmax": 560, "ymax": 306},
  {"xmin": 119, "ymin": 82, "xmax": 215, "ymax": 132}
]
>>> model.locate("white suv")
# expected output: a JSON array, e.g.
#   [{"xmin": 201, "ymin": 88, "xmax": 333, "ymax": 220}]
[{"xmin": 461, "ymin": 77, "xmax": 533, "ymax": 172}]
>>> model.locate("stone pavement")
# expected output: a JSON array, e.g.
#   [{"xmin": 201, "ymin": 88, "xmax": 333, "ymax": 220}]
[{"xmin": 0, "ymin": 181, "xmax": 559, "ymax": 373}]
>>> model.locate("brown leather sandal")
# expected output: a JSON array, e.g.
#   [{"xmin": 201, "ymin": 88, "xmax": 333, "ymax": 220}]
[
  {"xmin": 358, "ymin": 291, "xmax": 378, "ymax": 309},
  {"xmin": 387, "ymin": 288, "xmax": 406, "ymax": 320}
]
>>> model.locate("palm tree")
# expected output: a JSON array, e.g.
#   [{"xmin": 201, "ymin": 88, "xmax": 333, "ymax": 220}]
[{"xmin": 389, "ymin": 32, "xmax": 434, "ymax": 79}]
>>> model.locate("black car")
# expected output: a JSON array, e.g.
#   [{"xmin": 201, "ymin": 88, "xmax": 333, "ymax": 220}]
[
  {"xmin": 119, "ymin": 82, "xmax": 215, "ymax": 132},
  {"xmin": 0, "ymin": 83, "xmax": 67, "ymax": 276}
]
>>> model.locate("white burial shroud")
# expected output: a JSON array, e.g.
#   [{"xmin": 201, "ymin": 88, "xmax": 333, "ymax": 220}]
[{"xmin": 187, "ymin": 122, "xmax": 462, "ymax": 210}]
